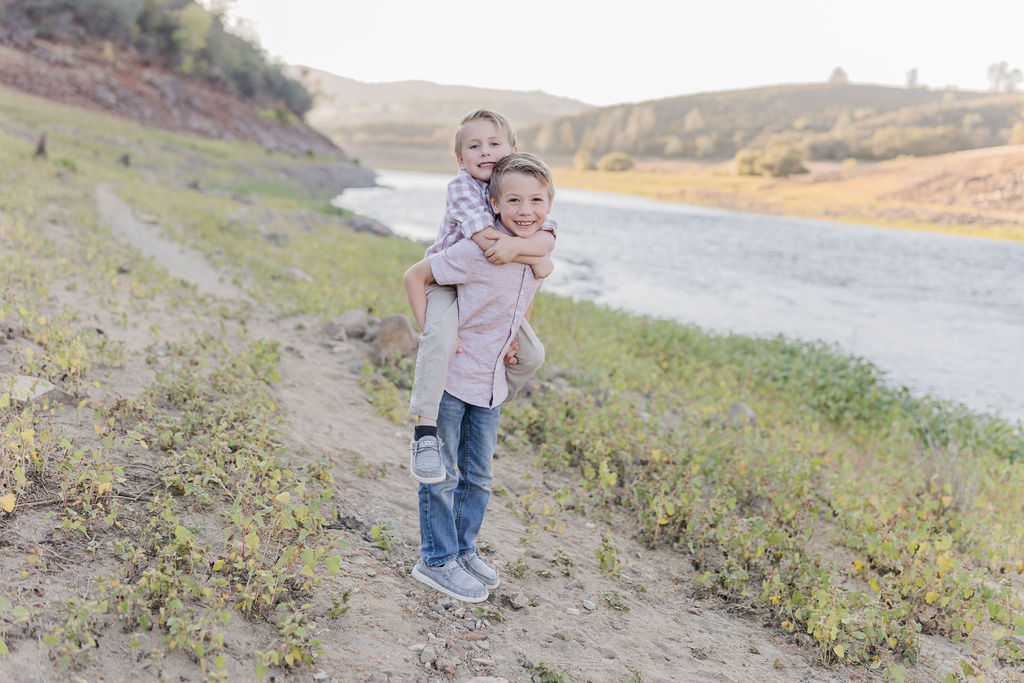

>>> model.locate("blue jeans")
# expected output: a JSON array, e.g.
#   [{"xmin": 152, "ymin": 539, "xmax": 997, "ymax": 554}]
[{"xmin": 418, "ymin": 391, "xmax": 501, "ymax": 566}]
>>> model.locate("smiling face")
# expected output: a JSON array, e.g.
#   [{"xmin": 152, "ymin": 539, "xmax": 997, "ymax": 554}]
[
  {"xmin": 489, "ymin": 171, "xmax": 552, "ymax": 239},
  {"xmin": 456, "ymin": 119, "xmax": 515, "ymax": 182}
]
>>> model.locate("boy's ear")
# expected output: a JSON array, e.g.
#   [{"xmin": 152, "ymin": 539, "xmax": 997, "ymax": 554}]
[
  {"xmin": 489, "ymin": 195, "xmax": 499, "ymax": 212},
  {"xmin": 511, "ymin": 145, "xmax": 518, "ymax": 153},
  {"xmin": 456, "ymin": 153, "xmax": 466, "ymax": 170}
]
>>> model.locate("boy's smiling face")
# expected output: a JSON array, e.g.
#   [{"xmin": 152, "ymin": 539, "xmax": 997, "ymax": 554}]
[
  {"xmin": 489, "ymin": 172, "xmax": 552, "ymax": 239},
  {"xmin": 456, "ymin": 119, "xmax": 515, "ymax": 182}
]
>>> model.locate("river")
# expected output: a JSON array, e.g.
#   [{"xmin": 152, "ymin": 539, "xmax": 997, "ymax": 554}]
[{"xmin": 335, "ymin": 169, "xmax": 1024, "ymax": 423}]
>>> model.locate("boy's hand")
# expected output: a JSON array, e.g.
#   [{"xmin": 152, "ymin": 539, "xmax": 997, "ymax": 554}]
[
  {"xmin": 504, "ymin": 338, "xmax": 520, "ymax": 366},
  {"xmin": 531, "ymin": 256, "xmax": 554, "ymax": 279},
  {"xmin": 484, "ymin": 234, "xmax": 520, "ymax": 265}
]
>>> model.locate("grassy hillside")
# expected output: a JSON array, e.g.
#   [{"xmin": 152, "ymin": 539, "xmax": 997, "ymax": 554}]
[
  {"xmin": 518, "ymin": 83, "xmax": 1024, "ymax": 162},
  {"xmin": 1, "ymin": 85, "xmax": 1023, "ymax": 682}
]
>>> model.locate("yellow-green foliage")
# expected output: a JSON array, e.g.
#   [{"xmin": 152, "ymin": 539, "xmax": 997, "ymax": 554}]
[{"xmin": 2, "ymin": 84, "xmax": 1022, "ymax": 679}]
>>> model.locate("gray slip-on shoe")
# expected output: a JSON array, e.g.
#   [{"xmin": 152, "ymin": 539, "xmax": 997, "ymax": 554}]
[
  {"xmin": 411, "ymin": 559, "xmax": 488, "ymax": 602},
  {"xmin": 409, "ymin": 435, "xmax": 445, "ymax": 484},
  {"xmin": 458, "ymin": 551, "xmax": 499, "ymax": 589}
]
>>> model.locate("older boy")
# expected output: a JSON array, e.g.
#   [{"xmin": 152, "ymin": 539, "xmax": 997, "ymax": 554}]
[
  {"xmin": 403, "ymin": 153, "xmax": 554, "ymax": 601},
  {"xmin": 408, "ymin": 109, "xmax": 555, "ymax": 485}
]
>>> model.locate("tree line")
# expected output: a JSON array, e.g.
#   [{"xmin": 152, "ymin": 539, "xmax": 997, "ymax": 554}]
[{"xmin": 1, "ymin": 0, "xmax": 312, "ymax": 117}]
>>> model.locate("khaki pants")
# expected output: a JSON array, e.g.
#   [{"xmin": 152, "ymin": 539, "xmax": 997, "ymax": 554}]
[{"xmin": 408, "ymin": 283, "xmax": 544, "ymax": 420}]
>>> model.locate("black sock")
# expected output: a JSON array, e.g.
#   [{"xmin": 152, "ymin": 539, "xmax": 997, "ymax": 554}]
[{"xmin": 414, "ymin": 425, "xmax": 437, "ymax": 440}]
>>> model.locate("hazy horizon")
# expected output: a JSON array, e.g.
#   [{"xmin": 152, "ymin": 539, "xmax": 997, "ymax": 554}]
[{"xmin": 226, "ymin": 0, "xmax": 1024, "ymax": 107}]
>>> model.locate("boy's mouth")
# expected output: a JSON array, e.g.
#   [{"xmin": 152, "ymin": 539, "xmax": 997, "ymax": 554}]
[{"xmin": 478, "ymin": 162, "xmax": 494, "ymax": 169}]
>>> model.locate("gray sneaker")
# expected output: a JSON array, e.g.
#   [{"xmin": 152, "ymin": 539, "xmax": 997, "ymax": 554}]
[
  {"xmin": 411, "ymin": 559, "xmax": 488, "ymax": 602},
  {"xmin": 458, "ymin": 551, "xmax": 499, "ymax": 589},
  {"xmin": 409, "ymin": 435, "xmax": 445, "ymax": 484}
]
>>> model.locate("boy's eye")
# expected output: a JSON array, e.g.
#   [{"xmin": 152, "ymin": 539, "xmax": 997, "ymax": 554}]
[{"xmin": 490, "ymin": 141, "xmax": 501, "ymax": 147}]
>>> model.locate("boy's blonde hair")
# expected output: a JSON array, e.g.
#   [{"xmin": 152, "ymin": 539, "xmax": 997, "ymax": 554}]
[
  {"xmin": 488, "ymin": 153, "xmax": 555, "ymax": 201},
  {"xmin": 454, "ymin": 109, "xmax": 517, "ymax": 156}
]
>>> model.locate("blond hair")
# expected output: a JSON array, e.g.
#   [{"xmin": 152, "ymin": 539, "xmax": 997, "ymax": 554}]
[
  {"xmin": 487, "ymin": 153, "xmax": 555, "ymax": 202},
  {"xmin": 453, "ymin": 109, "xmax": 517, "ymax": 156}
]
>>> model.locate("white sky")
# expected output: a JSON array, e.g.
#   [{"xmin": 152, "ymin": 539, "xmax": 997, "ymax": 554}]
[{"xmin": 224, "ymin": 0, "xmax": 1024, "ymax": 106}]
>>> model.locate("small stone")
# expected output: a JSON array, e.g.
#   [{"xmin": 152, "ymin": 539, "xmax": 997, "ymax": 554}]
[
  {"xmin": 454, "ymin": 607, "xmax": 466, "ymax": 618},
  {"xmin": 435, "ymin": 657, "xmax": 456, "ymax": 676},
  {"xmin": 409, "ymin": 643, "xmax": 426, "ymax": 654},
  {"xmin": 566, "ymin": 608, "xmax": 581, "ymax": 616},
  {"xmin": 477, "ymin": 639, "xmax": 490, "ymax": 651},
  {"xmin": 430, "ymin": 603, "xmax": 445, "ymax": 615},
  {"xmin": 526, "ymin": 549, "xmax": 544, "ymax": 559},
  {"xmin": 552, "ymin": 630, "xmax": 568, "ymax": 641},
  {"xmin": 505, "ymin": 593, "xmax": 531, "ymax": 610},
  {"xmin": 283, "ymin": 266, "xmax": 314, "ymax": 283},
  {"xmin": 726, "ymin": 401, "xmax": 758, "ymax": 427},
  {"xmin": 365, "ymin": 570, "xmax": 376, "ymax": 577},
  {"xmin": 691, "ymin": 647, "xmax": 708, "ymax": 661},
  {"xmin": 748, "ymin": 645, "xmax": 760, "ymax": 655},
  {"xmin": 472, "ymin": 657, "xmax": 496, "ymax": 667},
  {"xmin": 582, "ymin": 600, "xmax": 597, "ymax": 611},
  {"xmin": 420, "ymin": 645, "xmax": 437, "ymax": 664},
  {"xmin": 312, "ymin": 673, "xmax": 331, "ymax": 682},
  {"xmin": 463, "ymin": 618, "xmax": 477, "ymax": 631},
  {"xmin": 564, "ymin": 580, "xmax": 580, "ymax": 590},
  {"xmin": 7, "ymin": 375, "xmax": 74, "ymax": 406},
  {"xmin": 773, "ymin": 657, "xmax": 784, "ymax": 669},
  {"xmin": 598, "ymin": 647, "xmax": 616, "ymax": 659}
]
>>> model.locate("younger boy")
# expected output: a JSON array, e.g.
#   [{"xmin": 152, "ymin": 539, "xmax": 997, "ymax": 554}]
[
  {"xmin": 408, "ymin": 109, "xmax": 555, "ymax": 485},
  {"xmin": 403, "ymin": 153, "xmax": 555, "ymax": 601}
]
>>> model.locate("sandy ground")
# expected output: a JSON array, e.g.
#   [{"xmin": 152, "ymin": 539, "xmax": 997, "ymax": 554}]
[{"xmin": 0, "ymin": 186, "xmax": 982, "ymax": 682}]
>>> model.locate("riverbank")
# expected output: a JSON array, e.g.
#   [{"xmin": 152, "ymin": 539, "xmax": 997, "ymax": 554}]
[
  {"xmin": 344, "ymin": 142, "xmax": 1024, "ymax": 243},
  {"xmin": 2, "ymin": 87, "xmax": 1023, "ymax": 682}
]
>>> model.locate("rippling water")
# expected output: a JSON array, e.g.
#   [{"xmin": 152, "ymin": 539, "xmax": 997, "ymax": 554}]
[{"xmin": 336, "ymin": 169, "xmax": 1024, "ymax": 422}]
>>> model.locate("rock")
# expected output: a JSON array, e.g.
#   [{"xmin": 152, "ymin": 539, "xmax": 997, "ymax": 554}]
[
  {"xmin": 374, "ymin": 314, "xmax": 418, "ymax": 362},
  {"xmin": 471, "ymin": 657, "xmax": 495, "ymax": 667},
  {"xmin": 582, "ymin": 600, "xmax": 597, "ymax": 611},
  {"xmin": 312, "ymin": 673, "xmax": 331, "ymax": 682},
  {"xmin": 748, "ymin": 645, "xmax": 760, "ymax": 654},
  {"xmin": 409, "ymin": 643, "xmax": 426, "ymax": 654},
  {"xmin": 420, "ymin": 645, "xmax": 437, "ymax": 664},
  {"xmin": 773, "ymin": 657, "xmax": 784, "ymax": 669},
  {"xmin": 435, "ymin": 657, "xmax": 456, "ymax": 676},
  {"xmin": 6, "ymin": 376, "xmax": 74, "ymax": 406},
  {"xmin": 726, "ymin": 401, "xmax": 757, "ymax": 427},
  {"xmin": 564, "ymin": 580, "xmax": 580, "ymax": 590},
  {"xmin": 503, "ymin": 593, "xmax": 531, "ymax": 610},
  {"xmin": 350, "ymin": 215, "xmax": 393, "ymax": 236},
  {"xmin": 565, "ymin": 608, "xmax": 581, "ymax": 616},
  {"xmin": 552, "ymin": 630, "xmax": 568, "ymax": 641},
  {"xmin": 331, "ymin": 309, "xmax": 369, "ymax": 339},
  {"xmin": 282, "ymin": 266, "xmax": 314, "ymax": 283},
  {"xmin": 463, "ymin": 618, "xmax": 477, "ymax": 630}
]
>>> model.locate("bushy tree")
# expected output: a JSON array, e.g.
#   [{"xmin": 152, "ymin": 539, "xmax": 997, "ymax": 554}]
[
  {"xmin": 597, "ymin": 152, "xmax": 635, "ymax": 172},
  {"xmin": 757, "ymin": 145, "xmax": 807, "ymax": 176},
  {"xmin": 573, "ymin": 148, "xmax": 596, "ymax": 171},
  {"xmin": 734, "ymin": 148, "xmax": 760, "ymax": 176}
]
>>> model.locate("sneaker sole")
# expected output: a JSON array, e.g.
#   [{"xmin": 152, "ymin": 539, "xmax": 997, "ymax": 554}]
[
  {"xmin": 409, "ymin": 451, "xmax": 445, "ymax": 484},
  {"xmin": 411, "ymin": 564, "xmax": 488, "ymax": 603}
]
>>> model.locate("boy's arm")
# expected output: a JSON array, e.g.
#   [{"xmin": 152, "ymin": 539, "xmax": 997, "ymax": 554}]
[
  {"xmin": 483, "ymin": 229, "xmax": 555, "ymax": 265},
  {"xmin": 402, "ymin": 258, "xmax": 436, "ymax": 332}
]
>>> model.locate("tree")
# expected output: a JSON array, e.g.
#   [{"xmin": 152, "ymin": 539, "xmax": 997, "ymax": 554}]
[
  {"xmin": 905, "ymin": 68, "xmax": 918, "ymax": 89},
  {"xmin": 828, "ymin": 67, "xmax": 848, "ymax": 84},
  {"xmin": 596, "ymin": 152, "xmax": 635, "ymax": 172},
  {"xmin": 987, "ymin": 61, "xmax": 1023, "ymax": 93},
  {"xmin": 573, "ymin": 148, "xmax": 596, "ymax": 171}
]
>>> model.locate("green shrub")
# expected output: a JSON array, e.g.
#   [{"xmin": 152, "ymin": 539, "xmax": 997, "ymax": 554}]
[{"xmin": 597, "ymin": 151, "xmax": 635, "ymax": 172}]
